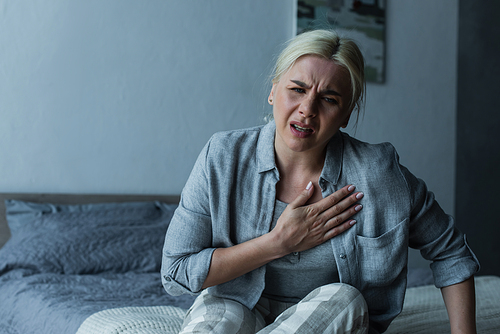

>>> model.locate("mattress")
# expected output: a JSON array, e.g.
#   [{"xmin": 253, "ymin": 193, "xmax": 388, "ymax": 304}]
[
  {"xmin": 76, "ymin": 276, "xmax": 500, "ymax": 334},
  {"xmin": 386, "ymin": 275, "xmax": 500, "ymax": 333}
]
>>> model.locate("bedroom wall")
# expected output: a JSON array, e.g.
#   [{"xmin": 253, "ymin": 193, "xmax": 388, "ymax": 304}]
[
  {"xmin": 455, "ymin": 1, "xmax": 500, "ymax": 277},
  {"xmin": 0, "ymin": 0, "xmax": 295, "ymax": 194},
  {"xmin": 0, "ymin": 1, "xmax": 460, "ymax": 268}
]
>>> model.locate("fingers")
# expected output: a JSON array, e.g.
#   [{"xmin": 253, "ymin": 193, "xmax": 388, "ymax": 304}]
[
  {"xmin": 320, "ymin": 189, "xmax": 363, "ymax": 224},
  {"xmin": 323, "ymin": 219, "xmax": 356, "ymax": 240},
  {"xmin": 288, "ymin": 181, "xmax": 315, "ymax": 208},
  {"xmin": 315, "ymin": 184, "xmax": 358, "ymax": 213},
  {"xmin": 312, "ymin": 185, "xmax": 363, "ymax": 241},
  {"xmin": 322, "ymin": 197, "xmax": 362, "ymax": 231},
  {"xmin": 287, "ymin": 182, "xmax": 362, "ymax": 236},
  {"xmin": 275, "ymin": 183, "xmax": 362, "ymax": 253}
]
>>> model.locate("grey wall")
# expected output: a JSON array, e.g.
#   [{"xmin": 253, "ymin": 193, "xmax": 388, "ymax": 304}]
[
  {"xmin": 0, "ymin": 1, "xmax": 294, "ymax": 194},
  {"xmin": 0, "ymin": 1, "xmax": 465, "ymax": 269},
  {"xmin": 456, "ymin": 1, "xmax": 500, "ymax": 277}
]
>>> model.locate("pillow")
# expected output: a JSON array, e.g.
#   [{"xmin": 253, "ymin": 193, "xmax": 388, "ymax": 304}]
[{"xmin": 0, "ymin": 200, "xmax": 177, "ymax": 275}]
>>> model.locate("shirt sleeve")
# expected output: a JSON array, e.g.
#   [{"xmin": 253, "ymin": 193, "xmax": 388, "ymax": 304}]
[
  {"xmin": 400, "ymin": 164, "xmax": 480, "ymax": 288},
  {"xmin": 161, "ymin": 138, "xmax": 217, "ymax": 296}
]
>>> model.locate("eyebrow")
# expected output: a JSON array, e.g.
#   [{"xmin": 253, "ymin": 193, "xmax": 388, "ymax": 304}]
[{"xmin": 290, "ymin": 80, "xmax": 342, "ymax": 96}]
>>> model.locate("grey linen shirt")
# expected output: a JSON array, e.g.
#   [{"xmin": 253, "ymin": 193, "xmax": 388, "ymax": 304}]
[{"xmin": 161, "ymin": 121, "xmax": 479, "ymax": 333}]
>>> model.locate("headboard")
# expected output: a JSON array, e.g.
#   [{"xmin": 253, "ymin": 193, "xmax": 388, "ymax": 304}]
[{"xmin": 0, "ymin": 193, "xmax": 180, "ymax": 249}]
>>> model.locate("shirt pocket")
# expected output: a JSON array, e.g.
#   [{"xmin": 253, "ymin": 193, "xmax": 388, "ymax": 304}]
[{"xmin": 355, "ymin": 217, "xmax": 409, "ymax": 288}]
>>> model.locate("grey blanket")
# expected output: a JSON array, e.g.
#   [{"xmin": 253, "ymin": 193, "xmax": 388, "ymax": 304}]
[{"xmin": 0, "ymin": 270, "xmax": 195, "ymax": 334}]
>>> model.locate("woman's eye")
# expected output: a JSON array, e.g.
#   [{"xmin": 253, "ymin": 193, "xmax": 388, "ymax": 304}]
[
  {"xmin": 292, "ymin": 87, "xmax": 305, "ymax": 94},
  {"xmin": 324, "ymin": 97, "xmax": 338, "ymax": 105}
]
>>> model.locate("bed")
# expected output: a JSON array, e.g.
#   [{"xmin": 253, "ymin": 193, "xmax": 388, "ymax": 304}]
[{"xmin": 0, "ymin": 193, "xmax": 499, "ymax": 334}]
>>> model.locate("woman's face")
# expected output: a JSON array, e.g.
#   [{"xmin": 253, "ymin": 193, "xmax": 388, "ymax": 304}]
[{"xmin": 269, "ymin": 55, "xmax": 353, "ymax": 157}]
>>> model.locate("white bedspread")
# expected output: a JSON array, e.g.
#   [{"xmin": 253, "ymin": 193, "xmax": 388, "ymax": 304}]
[
  {"xmin": 387, "ymin": 275, "xmax": 500, "ymax": 333},
  {"xmin": 76, "ymin": 305, "xmax": 187, "ymax": 334},
  {"xmin": 77, "ymin": 276, "xmax": 500, "ymax": 334}
]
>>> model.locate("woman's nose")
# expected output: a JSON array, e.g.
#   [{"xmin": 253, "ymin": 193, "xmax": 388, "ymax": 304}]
[{"xmin": 299, "ymin": 97, "xmax": 317, "ymax": 118}]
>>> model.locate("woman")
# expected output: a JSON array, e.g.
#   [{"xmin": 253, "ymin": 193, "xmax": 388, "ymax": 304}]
[{"xmin": 161, "ymin": 30, "xmax": 479, "ymax": 333}]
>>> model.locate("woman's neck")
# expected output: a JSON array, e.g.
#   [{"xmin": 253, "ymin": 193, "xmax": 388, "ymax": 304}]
[
  {"xmin": 275, "ymin": 151, "xmax": 324, "ymax": 177},
  {"xmin": 274, "ymin": 141, "xmax": 327, "ymax": 204},
  {"xmin": 274, "ymin": 137, "xmax": 327, "ymax": 176}
]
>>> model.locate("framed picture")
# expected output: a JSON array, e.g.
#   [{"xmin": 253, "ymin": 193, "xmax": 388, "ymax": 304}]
[{"xmin": 296, "ymin": 0, "xmax": 386, "ymax": 83}]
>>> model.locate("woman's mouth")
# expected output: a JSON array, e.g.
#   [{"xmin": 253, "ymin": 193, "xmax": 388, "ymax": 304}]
[
  {"xmin": 291, "ymin": 124, "xmax": 313, "ymax": 133},
  {"xmin": 290, "ymin": 123, "xmax": 314, "ymax": 138}
]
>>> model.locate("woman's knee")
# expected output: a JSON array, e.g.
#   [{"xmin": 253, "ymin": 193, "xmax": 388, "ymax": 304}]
[
  {"xmin": 259, "ymin": 284, "xmax": 368, "ymax": 334},
  {"xmin": 305, "ymin": 283, "xmax": 366, "ymax": 305},
  {"xmin": 180, "ymin": 291, "xmax": 264, "ymax": 334}
]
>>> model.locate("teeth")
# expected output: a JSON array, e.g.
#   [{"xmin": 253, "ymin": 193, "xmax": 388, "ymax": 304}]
[{"xmin": 293, "ymin": 124, "xmax": 313, "ymax": 132}]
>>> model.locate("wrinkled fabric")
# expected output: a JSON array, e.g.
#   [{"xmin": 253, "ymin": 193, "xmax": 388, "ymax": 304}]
[
  {"xmin": 0, "ymin": 271, "xmax": 196, "ymax": 334},
  {"xmin": 0, "ymin": 200, "xmax": 196, "ymax": 333},
  {"xmin": 161, "ymin": 121, "xmax": 479, "ymax": 333}
]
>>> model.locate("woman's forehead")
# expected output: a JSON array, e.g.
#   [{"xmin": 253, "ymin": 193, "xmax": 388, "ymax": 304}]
[{"xmin": 282, "ymin": 56, "xmax": 351, "ymax": 91}]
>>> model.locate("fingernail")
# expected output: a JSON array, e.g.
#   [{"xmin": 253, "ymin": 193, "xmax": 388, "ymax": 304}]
[
  {"xmin": 356, "ymin": 192, "xmax": 364, "ymax": 200},
  {"xmin": 354, "ymin": 204, "xmax": 363, "ymax": 212},
  {"xmin": 350, "ymin": 220, "xmax": 357, "ymax": 226},
  {"xmin": 348, "ymin": 185, "xmax": 355, "ymax": 192},
  {"xmin": 306, "ymin": 181, "xmax": 313, "ymax": 190}
]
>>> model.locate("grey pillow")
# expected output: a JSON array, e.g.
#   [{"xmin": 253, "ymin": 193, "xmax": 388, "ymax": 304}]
[{"xmin": 0, "ymin": 200, "xmax": 177, "ymax": 275}]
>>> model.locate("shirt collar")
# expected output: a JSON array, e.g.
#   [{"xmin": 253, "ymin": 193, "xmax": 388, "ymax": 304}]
[
  {"xmin": 256, "ymin": 120, "xmax": 344, "ymax": 186},
  {"xmin": 256, "ymin": 121, "xmax": 277, "ymax": 173},
  {"xmin": 320, "ymin": 131, "xmax": 343, "ymax": 186}
]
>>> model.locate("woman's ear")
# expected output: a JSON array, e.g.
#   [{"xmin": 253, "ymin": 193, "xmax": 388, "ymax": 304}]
[
  {"xmin": 341, "ymin": 108, "xmax": 354, "ymax": 128},
  {"xmin": 268, "ymin": 84, "xmax": 275, "ymax": 105},
  {"xmin": 341, "ymin": 117, "xmax": 351, "ymax": 128}
]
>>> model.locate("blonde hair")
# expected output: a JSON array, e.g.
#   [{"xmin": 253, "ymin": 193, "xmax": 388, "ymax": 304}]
[{"xmin": 272, "ymin": 30, "xmax": 365, "ymax": 117}]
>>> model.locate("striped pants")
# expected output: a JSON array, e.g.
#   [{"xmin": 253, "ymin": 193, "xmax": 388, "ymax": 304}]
[{"xmin": 179, "ymin": 283, "xmax": 369, "ymax": 333}]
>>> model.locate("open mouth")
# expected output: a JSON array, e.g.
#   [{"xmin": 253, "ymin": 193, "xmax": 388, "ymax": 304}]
[{"xmin": 291, "ymin": 124, "xmax": 313, "ymax": 133}]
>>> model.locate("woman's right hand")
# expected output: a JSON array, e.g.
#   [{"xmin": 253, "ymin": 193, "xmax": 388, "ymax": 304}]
[
  {"xmin": 271, "ymin": 182, "xmax": 363, "ymax": 255},
  {"xmin": 201, "ymin": 182, "xmax": 362, "ymax": 289}
]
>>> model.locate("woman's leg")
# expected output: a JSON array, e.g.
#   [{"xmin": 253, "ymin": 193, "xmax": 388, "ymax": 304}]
[
  {"xmin": 179, "ymin": 290, "xmax": 266, "ymax": 334},
  {"xmin": 257, "ymin": 283, "xmax": 369, "ymax": 334}
]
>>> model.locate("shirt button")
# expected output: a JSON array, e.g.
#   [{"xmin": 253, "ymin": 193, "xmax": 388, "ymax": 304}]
[
  {"xmin": 164, "ymin": 276, "xmax": 171, "ymax": 282},
  {"xmin": 339, "ymin": 254, "xmax": 346, "ymax": 259}
]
